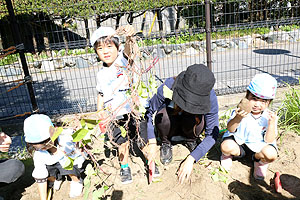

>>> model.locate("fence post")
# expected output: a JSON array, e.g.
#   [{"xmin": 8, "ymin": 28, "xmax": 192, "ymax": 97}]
[
  {"xmin": 5, "ymin": 0, "xmax": 39, "ymax": 113},
  {"xmin": 205, "ymin": 0, "xmax": 212, "ymax": 70}
]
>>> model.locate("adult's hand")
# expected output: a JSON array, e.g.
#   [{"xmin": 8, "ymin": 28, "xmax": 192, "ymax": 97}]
[
  {"xmin": 177, "ymin": 155, "xmax": 195, "ymax": 184},
  {"xmin": 0, "ymin": 132, "xmax": 12, "ymax": 152},
  {"xmin": 123, "ymin": 25, "xmax": 135, "ymax": 37},
  {"xmin": 145, "ymin": 138, "xmax": 157, "ymax": 163}
]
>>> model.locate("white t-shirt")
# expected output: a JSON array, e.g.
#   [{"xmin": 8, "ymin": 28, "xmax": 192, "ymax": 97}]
[
  {"xmin": 96, "ymin": 51, "xmax": 131, "ymax": 117},
  {"xmin": 223, "ymin": 108, "xmax": 278, "ymax": 152},
  {"xmin": 32, "ymin": 129, "xmax": 85, "ymax": 179}
]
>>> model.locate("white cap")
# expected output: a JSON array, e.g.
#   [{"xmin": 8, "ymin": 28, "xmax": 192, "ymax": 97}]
[
  {"xmin": 24, "ymin": 114, "xmax": 53, "ymax": 143},
  {"xmin": 247, "ymin": 73, "xmax": 277, "ymax": 99},
  {"xmin": 90, "ymin": 27, "xmax": 119, "ymax": 46}
]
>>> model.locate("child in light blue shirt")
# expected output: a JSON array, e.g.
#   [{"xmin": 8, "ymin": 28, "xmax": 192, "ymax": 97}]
[{"xmin": 220, "ymin": 73, "xmax": 278, "ymax": 180}]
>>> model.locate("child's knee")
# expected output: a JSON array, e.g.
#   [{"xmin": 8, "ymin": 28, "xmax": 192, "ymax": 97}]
[
  {"xmin": 118, "ymin": 142, "xmax": 129, "ymax": 153},
  {"xmin": 221, "ymin": 139, "xmax": 237, "ymax": 152},
  {"xmin": 261, "ymin": 145, "xmax": 277, "ymax": 162}
]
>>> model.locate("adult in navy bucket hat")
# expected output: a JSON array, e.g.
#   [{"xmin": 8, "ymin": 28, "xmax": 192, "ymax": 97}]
[{"xmin": 145, "ymin": 64, "xmax": 219, "ymax": 184}]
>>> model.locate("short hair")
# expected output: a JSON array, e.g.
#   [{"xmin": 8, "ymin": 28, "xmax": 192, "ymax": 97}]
[
  {"xmin": 93, "ymin": 36, "xmax": 120, "ymax": 50},
  {"xmin": 246, "ymin": 90, "xmax": 273, "ymax": 103}
]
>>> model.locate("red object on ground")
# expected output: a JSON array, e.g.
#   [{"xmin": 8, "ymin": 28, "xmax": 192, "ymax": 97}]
[
  {"xmin": 148, "ymin": 160, "xmax": 155, "ymax": 184},
  {"xmin": 274, "ymin": 172, "xmax": 282, "ymax": 193}
]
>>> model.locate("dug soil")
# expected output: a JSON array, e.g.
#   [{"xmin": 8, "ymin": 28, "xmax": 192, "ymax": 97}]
[{"xmin": 1, "ymin": 129, "xmax": 299, "ymax": 200}]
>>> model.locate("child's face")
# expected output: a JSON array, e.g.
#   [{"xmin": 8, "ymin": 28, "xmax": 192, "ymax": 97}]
[
  {"xmin": 33, "ymin": 138, "xmax": 53, "ymax": 151},
  {"xmin": 247, "ymin": 93, "xmax": 270, "ymax": 115},
  {"xmin": 96, "ymin": 41, "xmax": 118, "ymax": 67}
]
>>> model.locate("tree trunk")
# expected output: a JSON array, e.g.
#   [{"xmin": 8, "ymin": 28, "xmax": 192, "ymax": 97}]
[
  {"xmin": 62, "ymin": 18, "xmax": 68, "ymax": 55},
  {"xmin": 84, "ymin": 19, "xmax": 90, "ymax": 47}
]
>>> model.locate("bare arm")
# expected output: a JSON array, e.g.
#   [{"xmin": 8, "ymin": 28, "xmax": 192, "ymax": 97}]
[
  {"xmin": 97, "ymin": 93, "xmax": 104, "ymax": 111},
  {"xmin": 264, "ymin": 110, "xmax": 277, "ymax": 143},
  {"xmin": 227, "ymin": 108, "xmax": 248, "ymax": 132}
]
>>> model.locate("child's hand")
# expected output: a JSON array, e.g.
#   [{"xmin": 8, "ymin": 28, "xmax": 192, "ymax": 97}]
[
  {"xmin": 123, "ymin": 25, "xmax": 135, "ymax": 37},
  {"xmin": 235, "ymin": 108, "xmax": 249, "ymax": 120},
  {"xmin": 266, "ymin": 110, "xmax": 277, "ymax": 125}
]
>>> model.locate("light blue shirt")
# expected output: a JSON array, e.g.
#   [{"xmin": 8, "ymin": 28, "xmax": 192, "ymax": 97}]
[{"xmin": 223, "ymin": 108, "xmax": 277, "ymax": 152}]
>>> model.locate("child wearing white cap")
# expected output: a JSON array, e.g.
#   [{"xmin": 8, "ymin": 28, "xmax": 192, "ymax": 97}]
[
  {"xmin": 220, "ymin": 73, "xmax": 278, "ymax": 180},
  {"xmin": 91, "ymin": 25, "xmax": 157, "ymax": 184},
  {"xmin": 24, "ymin": 114, "xmax": 85, "ymax": 199}
]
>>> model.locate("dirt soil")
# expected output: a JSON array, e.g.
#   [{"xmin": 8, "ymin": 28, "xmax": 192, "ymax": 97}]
[{"xmin": 0, "ymin": 127, "xmax": 299, "ymax": 200}]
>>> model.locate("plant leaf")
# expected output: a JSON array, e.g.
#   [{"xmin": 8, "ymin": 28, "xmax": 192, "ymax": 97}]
[
  {"xmin": 120, "ymin": 126, "xmax": 127, "ymax": 137},
  {"xmin": 163, "ymin": 85, "xmax": 173, "ymax": 100},
  {"xmin": 92, "ymin": 187, "xmax": 105, "ymax": 200},
  {"xmin": 51, "ymin": 127, "xmax": 63, "ymax": 142},
  {"xmin": 63, "ymin": 157, "xmax": 74, "ymax": 170},
  {"xmin": 72, "ymin": 128, "xmax": 89, "ymax": 142}
]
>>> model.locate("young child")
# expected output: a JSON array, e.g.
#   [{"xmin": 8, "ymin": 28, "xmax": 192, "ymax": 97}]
[
  {"xmin": 220, "ymin": 73, "xmax": 278, "ymax": 180},
  {"xmin": 24, "ymin": 114, "xmax": 85, "ymax": 199},
  {"xmin": 90, "ymin": 25, "xmax": 159, "ymax": 184}
]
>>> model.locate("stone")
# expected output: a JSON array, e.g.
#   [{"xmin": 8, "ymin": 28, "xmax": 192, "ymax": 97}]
[
  {"xmin": 228, "ymin": 41, "xmax": 238, "ymax": 49},
  {"xmin": 163, "ymin": 44, "xmax": 173, "ymax": 54},
  {"xmin": 152, "ymin": 45, "xmax": 166, "ymax": 58},
  {"xmin": 41, "ymin": 60, "xmax": 55, "ymax": 71},
  {"xmin": 0, "ymin": 67, "xmax": 22, "ymax": 76},
  {"xmin": 75, "ymin": 57, "xmax": 90, "ymax": 68},
  {"xmin": 215, "ymin": 39, "xmax": 229, "ymax": 48},
  {"xmin": 185, "ymin": 47, "xmax": 199, "ymax": 56},
  {"xmin": 237, "ymin": 40, "xmax": 248, "ymax": 49},
  {"xmin": 33, "ymin": 61, "xmax": 42, "ymax": 69}
]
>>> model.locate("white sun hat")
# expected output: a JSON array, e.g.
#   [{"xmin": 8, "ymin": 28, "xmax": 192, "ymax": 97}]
[
  {"xmin": 90, "ymin": 27, "xmax": 119, "ymax": 47},
  {"xmin": 24, "ymin": 114, "xmax": 54, "ymax": 143},
  {"xmin": 247, "ymin": 73, "xmax": 277, "ymax": 99}
]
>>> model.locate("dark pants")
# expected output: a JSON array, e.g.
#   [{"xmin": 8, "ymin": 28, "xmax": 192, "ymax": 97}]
[
  {"xmin": 0, "ymin": 159, "xmax": 25, "ymax": 184},
  {"xmin": 46, "ymin": 162, "xmax": 82, "ymax": 181},
  {"xmin": 111, "ymin": 114, "xmax": 148, "ymax": 148},
  {"xmin": 155, "ymin": 107, "xmax": 205, "ymax": 144}
]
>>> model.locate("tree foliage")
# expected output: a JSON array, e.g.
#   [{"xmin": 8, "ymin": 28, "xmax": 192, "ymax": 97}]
[{"xmin": 1, "ymin": 0, "xmax": 202, "ymax": 19}]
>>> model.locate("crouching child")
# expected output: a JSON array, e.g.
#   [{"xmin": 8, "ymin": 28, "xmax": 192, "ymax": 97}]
[{"xmin": 24, "ymin": 114, "xmax": 86, "ymax": 199}]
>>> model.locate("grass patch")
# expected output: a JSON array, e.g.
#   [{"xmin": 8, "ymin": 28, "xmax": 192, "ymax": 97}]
[{"xmin": 278, "ymin": 83, "xmax": 300, "ymax": 135}]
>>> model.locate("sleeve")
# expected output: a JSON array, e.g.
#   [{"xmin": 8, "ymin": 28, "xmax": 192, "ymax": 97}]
[
  {"xmin": 145, "ymin": 78, "xmax": 173, "ymax": 139},
  {"xmin": 96, "ymin": 71, "xmax": 103, "ymax": 94},
  {"xmin": 190, "ymin": 89, "xmax": 219, "ymax": 162},
  {"xmin": 32, "ymin": 152, "xmax": 49, "ymax": 179}
]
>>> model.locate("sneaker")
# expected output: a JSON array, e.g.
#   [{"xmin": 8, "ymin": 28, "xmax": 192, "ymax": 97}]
[
  {"xmin": 220, "ymin": 153, "xmax": 233, "ymax": 171},
  {"xmin": 120, "ymin": 167, "xmax": 133, "ymax": 184},
  {"xmin": 160, "ymin": 143, "xmax": 172, "ymax": 165},
  {"xmin": 69, "ymin": 181, "xmax": 83, "ymax": 198},
  {"xmin": 183, "ymin": 140, "xmax": 198, "ymax": 152},
  {"xmin": 253, "ymin": 161, "xmax": 269, "ymax": 180},
  {"xmin": 53, "ymin": 180, "xmax": 62, "ymax": 191}
]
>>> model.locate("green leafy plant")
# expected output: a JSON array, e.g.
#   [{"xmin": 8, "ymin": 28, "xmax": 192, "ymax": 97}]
[
  {"xmin": 210, "ymin": 166, "xmax": 228, "ymax": 183},
  {"xmin": 278, "ymin": 83, "xmax": 300, "ymax": 135}
]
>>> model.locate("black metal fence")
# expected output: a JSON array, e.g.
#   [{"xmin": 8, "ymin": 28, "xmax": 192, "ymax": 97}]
[{"xmin": 1, "ymin": 0, "xmax": 300, "ymax": 122}]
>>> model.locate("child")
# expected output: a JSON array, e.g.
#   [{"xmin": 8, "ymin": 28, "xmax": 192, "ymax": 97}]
[
  {"xmin": 220, "ymin": 73, "xmax": 278, "ymax": 180},
  {"xmin": 24, "ymin": 114, "xmax": 85, "ymax": 199},
  {"xmin": 90, "ymin": 25, "xmax": 159, "ymax": 184}
]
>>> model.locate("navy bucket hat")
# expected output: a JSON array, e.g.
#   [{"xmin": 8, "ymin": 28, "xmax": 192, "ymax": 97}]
[{"xmin": 172, "ymin": 64, "xmax": 215, "ymax": 114}]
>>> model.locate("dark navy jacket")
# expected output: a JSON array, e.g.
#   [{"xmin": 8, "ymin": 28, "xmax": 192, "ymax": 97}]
[{"xmin": 146, "ymin": 77, "xmax": 219, "ymax": 162}]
